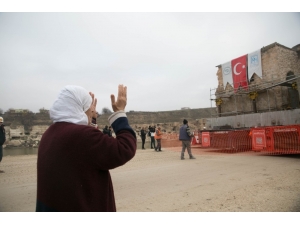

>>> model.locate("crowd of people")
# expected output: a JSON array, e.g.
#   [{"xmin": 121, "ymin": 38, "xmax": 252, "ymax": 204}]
[{"xmin": 137, "ymin": 120, "xmax": 195, "ymax": 159}]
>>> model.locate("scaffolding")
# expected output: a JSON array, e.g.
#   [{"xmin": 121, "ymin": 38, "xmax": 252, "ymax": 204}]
[{"xmin": 210, "ymin": 74, "xmax": 300, "ymax": 118}]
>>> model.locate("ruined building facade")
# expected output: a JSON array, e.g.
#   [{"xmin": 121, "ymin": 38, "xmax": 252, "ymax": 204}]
[{"xmin": 214, "ymin": 42, "xmax": 300, "ymax": 117}]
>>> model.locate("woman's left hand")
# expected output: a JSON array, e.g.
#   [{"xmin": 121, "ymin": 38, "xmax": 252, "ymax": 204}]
[{"xmin": 89, "ymin": 92, "xmax": 98, "ymax": 118}]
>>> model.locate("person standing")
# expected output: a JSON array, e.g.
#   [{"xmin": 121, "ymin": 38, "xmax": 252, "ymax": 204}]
[
  {"xmin": 148, "ymin": 126, "xmax": 152, "ymax": 147},
  {"xmin": 140, "ymin": 127, "xmax": 146, "ymax": 149},
  {"xmin": 108, "ymin": 126, "xmax": 113, "ymax": 137},
  {"xmin": 103, "ymin": 125, "xmax": 110, "ymax": 136},
  {"xmin": 179, "ymin": 119, "xmax": 195, "ymax": 160},
  {"xmin": 36, "ymin": 84, "xmax": 136, "ymax": 212},
  {"xmin": 154, "ymin": 126, "xmax": 162, "ymax": 152},
  {"xmin": 149, "ymin": 125, "xmax": 156, "ymax": 149},
  {"xmin": 0, "ymin": 117, "xmax": 6, "ymax": 173}
]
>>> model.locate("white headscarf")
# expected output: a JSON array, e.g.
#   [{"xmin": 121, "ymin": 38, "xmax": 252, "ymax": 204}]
[{"xmin": 49, "ymin": 85, "xmax": 92, "ymax": 125}]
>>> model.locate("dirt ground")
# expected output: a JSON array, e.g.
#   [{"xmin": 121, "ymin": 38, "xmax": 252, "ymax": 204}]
[{"xmin": 0, "ymin": 146, "xmax": 300, "ymax": 212}]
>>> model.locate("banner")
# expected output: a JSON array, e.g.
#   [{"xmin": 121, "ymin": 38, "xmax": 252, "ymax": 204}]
[
  {"xmin": 248, "ymin": 49, "xmax": 262, "ymax": 80},
  {"xmin": 221, "ymin": 61, "xmax": 233, "ymax": 89},
  {"xmin": 201, "ymin": 132, "xmax": 210, "ymax": 147},
  {"xmin": 251, "ymin": 129, "xmax": 266, "ymax": 150},
  {"xmin": 231, "ymin": 55, "xmax": 248, "ymax": 92}
]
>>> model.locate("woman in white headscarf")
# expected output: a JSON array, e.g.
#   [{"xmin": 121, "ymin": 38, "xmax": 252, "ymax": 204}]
[
  {"xmin": 49, "ymin": 85, "xmax": 95, "ymax": 126},
  {"xmin": 36, "ymin": 84, "xmax": 136, "ymax": 212}
]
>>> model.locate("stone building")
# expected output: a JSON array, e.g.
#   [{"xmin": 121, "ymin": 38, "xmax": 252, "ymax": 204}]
[{"xmin": 214, "ymin": 42, "xmax": 300, "ymax": 117}]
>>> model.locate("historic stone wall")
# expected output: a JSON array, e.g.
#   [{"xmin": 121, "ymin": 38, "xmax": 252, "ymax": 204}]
[
  {"xmin": 215, "ymin": 42, "xmax": 300, "ymax": 115},
  {"xmin": 30, "ymin": 125, "xmax": 49, "ymax": 135},
  {"xmin": 0, "ymin": 107, "xmax": 215, "ymax": 147},
  {"xmin": 96, "ymin": 108, "xmax": 215, "ymax": 135}
]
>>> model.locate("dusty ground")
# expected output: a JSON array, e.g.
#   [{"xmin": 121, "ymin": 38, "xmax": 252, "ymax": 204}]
[{"xmin": 0, "ymin": 147, "xmax": 300, "ymax": 212}]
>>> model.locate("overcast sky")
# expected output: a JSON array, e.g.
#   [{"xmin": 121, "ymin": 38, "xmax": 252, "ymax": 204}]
[{"xmin": 1, "ymin": 10, "xmax": 300, "ymax": 113}]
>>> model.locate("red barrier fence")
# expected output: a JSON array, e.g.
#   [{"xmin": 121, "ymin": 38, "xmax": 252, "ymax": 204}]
[
  {"xmin": 210, "ymin": 130, "xmax": 252, "ymax": 152},
  {"xmin": 212, "ymin": 130, "xmax": 251, "ymax": 152},
  {"xmin": 192, "ymin": 130, "xmax": 252, "ymax": 153},
  {"xmin": 251, "ymin": 125, "xmax": 300, "ymax": 154},
  {"xmin": 161, "ymin": 133, "xmax": 181, "ymax": 148},
  {"xmin": 191, "ymin": 132, "xmax": 202, "ymax": 147},
  {"xmin": 251, "ymin": 129, "xmax": 266, "ymax": 151},
  {"xmin": 190, "ymin": 125, "xmax": 300, "ymax": 155}
]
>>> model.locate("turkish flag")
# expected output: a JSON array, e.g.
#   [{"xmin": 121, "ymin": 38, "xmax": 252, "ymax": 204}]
[{"xmin": 231, "ymin": 55, "xmax": 248, "ymax": 92}]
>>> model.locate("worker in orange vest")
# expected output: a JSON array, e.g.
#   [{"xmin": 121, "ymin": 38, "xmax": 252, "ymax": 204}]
[{"xmin": 154, "ymin": 126, "xmax": 162, "ymax": 152}]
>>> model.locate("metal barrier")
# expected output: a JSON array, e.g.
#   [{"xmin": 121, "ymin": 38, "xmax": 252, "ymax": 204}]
[
  {"xmin": 161, "ymin": 133, "xmax": 179, "ymax": 140},
  {"xmin": 191, "ymin": 131, "xmax": 202, "ymax": 147},
  {"xmin": 210, "ymin": 130, "xmax": 252, "ymax": 152},
  {"xmin": 251, "ymin": 125, "xmax": 300, "ymax": 154},
  {"xmin": 159, "ymin": 125, "xmax": 300, "ymax": 155},
  {"xmin": 161, "ymin": 133, "xmax": 182, "ymax": 148},
  {"xmin": 191, "ymin": 129, "xmax": 252, "ymax": 153}
]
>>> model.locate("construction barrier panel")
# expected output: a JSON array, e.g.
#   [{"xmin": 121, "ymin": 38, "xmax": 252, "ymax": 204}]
[
  {"xmin": 251, "ymin": 125, "xmax": 300, "ymax": 154},
  {"xmin": 201, "ymin": 132, "xmax": 211, "ymax": 147},
  {"xmin": 191, "ymin": 129, "xmax": 252, "ymax": 153},
  {"xmin": 161, "ymin": 133, "xmax": 182, "ymax": 148},
  {"xmin": 161, "ymin": 132, "xmax": 202, "ymax": 148},
  {"xmin": 210, "ymin": 130, "xmax": 252, "ymax": 152},
  {"xmin": 251, "ymin": 129, "xmax": 266, "ymax": 151},
  {"xmin": 160, "ymin": 132, "xmax": 204, "ymax": 148},
  {"xmin": 191, "ymin": 131, "xmax": 202, "ymax": 146},
  {"xmin": 158, "ymin": 125, "xmax": 300, "ymax": 154}
]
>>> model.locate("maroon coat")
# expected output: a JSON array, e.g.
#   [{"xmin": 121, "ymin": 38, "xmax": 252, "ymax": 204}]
[{"xmin": 36, "ymin": 121, "xmax": 136, "ymax": 212}]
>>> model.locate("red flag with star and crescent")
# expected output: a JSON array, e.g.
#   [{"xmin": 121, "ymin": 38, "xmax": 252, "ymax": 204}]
[{"xmin": 231, "ymin": 55, "xmax": 248, "ymax": 92}]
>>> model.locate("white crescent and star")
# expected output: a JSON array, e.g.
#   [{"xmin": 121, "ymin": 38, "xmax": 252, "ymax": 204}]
[{"xmin": 233, "ymin": 63, "xmax": 245, "ymax": 75}]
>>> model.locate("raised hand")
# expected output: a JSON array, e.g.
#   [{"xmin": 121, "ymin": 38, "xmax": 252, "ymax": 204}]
[
  {"xmin": 89, "ymin": 92, "xmax": 98, "ymax": 118},
  {"xmin": 110, "ymin": 84, "xmax": 127, "ymax": 112}
]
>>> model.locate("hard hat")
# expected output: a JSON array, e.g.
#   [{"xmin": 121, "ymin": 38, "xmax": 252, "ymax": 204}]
[{"xmin": 0, "ymin": 117, "xmax": 3, "ymax": 123}]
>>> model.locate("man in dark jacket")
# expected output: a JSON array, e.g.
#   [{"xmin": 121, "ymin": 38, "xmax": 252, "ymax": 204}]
[
  {"xmin": 149, "ymin": 125, "xmax": 156, "ymax": 149},
  {"xmin": 108, "ymin": 126, "xmax": 113, "ymax": 137},
  {"xmin": 140, "ymin": 127, "xmax": 146, "ymax": 149},
  {"xmin": 0, "ymin": 117, "xmax": 6, "ymax": 173},
  {"xmin": 103, "ymin": 125, "xmax": 110, "ymax": 136},
  {"xmin": 179, "ymin": 119, "xmax": 195, "ymax": 160}
]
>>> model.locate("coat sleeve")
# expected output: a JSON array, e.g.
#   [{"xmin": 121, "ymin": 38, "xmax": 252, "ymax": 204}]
[
  {"xmin": 186, "ymin": 126, "xmax": 194, "ymax": 137},
  {"xmin": 83, "ymin": 111, "xmax": 137, "ymax": 170}
]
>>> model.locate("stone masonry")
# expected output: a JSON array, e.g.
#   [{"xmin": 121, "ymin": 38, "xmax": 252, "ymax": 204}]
[
  {"xmin": 0, "ymin": 107, "xmax": 215, "ymax": 148},
  {"xmin": 215, "ymin": 42, "xmax": 300, "ymax": 116}
]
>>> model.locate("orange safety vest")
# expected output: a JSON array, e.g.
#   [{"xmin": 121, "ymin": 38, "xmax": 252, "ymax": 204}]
[{"xmin": 154, "ymin": 129, "xmax": 162, "ymax": 140}]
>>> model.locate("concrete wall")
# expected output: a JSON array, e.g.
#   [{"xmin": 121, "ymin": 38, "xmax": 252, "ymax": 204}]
[{"xmin": 205, "ymin": 108, "xmax": 300, "ymax": 129}]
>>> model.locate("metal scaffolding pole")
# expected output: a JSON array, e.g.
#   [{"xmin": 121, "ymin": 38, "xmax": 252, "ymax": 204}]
[{"xmin": 267, "ymin": 89, "xmax": 270, "ymax": 111}]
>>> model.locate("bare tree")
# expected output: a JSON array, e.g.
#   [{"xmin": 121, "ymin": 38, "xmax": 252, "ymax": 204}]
[{"xmin": 0, "ymin": 108, "xmax": 3, "ymax": 114}]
